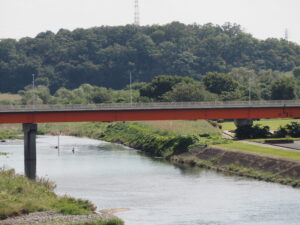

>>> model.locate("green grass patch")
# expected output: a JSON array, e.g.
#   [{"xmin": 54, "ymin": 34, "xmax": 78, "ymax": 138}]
[
  {"xmin": 38, "ymin": 122, "xmax": 108, "ymax": 139},
  {"xmin": 69, "ymin": 218, "xmax": 124, "ymax": 225},
  {"xmin": 0, "ymin": 169, "xmax": 97, "ymax": 219},
  {"xmin": 248, "ymin": 137, "xmax": 300, "ymax": 142},
  {"xmin": 0, "ymin": 93, "xmax": 21, "ymax": 101},
  {"xmin": 0, "ymin": 129, "xmax": 21, "ymax": 140},
  {"xmin": 142, "ymin": 120, "xmax": 220, "ymax": 136},
  {"xmin": 215, "ymin": 142, "xmax": 300, "ymax": 161}
]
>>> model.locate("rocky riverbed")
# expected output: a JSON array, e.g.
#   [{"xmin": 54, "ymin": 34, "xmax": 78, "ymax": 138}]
[{"xmin": 0, "ymin": 211, "xmax": 115, "ymax": 225}]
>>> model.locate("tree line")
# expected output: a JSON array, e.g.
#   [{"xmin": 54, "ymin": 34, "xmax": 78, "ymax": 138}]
[
  {"xmin": 0, "ymin": 70, "xmax": 298, "ymax": 105},
  {"xmin": 0, "ymin": 22, "xmax": 300, "ymax": 93}
]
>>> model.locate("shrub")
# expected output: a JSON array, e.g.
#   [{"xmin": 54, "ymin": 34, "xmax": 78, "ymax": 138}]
[
  {"xmin": 274, "ymin": 122, "xmax": 300, "ymax": 138},
  {"xmin": 235, "ymin": 124, "xmax": 271, "ymax": 139}
]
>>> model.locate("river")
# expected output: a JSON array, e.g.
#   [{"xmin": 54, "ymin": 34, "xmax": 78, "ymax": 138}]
[{"xmin": 1, "ymin": 135, "xmax": 300, "ymax": 225}]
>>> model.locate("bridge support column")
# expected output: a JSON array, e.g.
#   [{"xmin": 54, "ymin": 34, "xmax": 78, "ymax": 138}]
[
  {"xmin": 234, "ymin": 119, "xmax": 253, "ymax": 128},
  {"xmin": 23, "ymin": 123, "xmax": 37, "ymax": 180}
]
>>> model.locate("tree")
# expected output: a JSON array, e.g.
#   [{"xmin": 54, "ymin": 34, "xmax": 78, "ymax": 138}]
[
  {"xmin": 88, "ymin": 87, "xmax": 112, "ymax": 103},
  {"xmin": 162, "ymin": 82, "xmax": 216, "ymax": 102},
  {"xmin": 202, "ymin": 72, "xmax": 239, "ymax": 94},
  {"xmin": 140, "ymin": 75, "xmax": 195, "ymax": 100},
  {"xmin": 293, "ymin": 67, "xmax": 300, "ymax": 78},
  {"xmin": 271, "ymin": 77, "xmax": 296, "ymax": 100}
]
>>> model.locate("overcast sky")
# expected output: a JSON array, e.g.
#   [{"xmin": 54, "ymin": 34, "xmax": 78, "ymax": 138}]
[{"xmin": 0, "ymin": 0, "xmax": 299, "ymax": 44}]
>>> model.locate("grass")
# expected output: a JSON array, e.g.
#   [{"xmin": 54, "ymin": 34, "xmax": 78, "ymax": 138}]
[
  {"xmin": 215, "ymin": 142, "xmax": 300, "ymax": 161},
  {"xmin": 70, "ymin": 219, "xmax": 124, "ymax": 225},
  {"xmin": 0, "ymin": 169, "xmax": 96, "ymax": 219},
  {"xmin": 142, "ymin": 120, "xmax": 220, "ymax": 136},
  {"xmin": 38, "ymin": 122, "xmax": 108, "ymax": 139},
  {"xmin": 0, "ymin": 129, "xmax": 21, "ymax": 140},
  {"xmin": 248, "ymin": 137, "xmax": 300, "ymax": 142},
  {"xmin": 219, "ymin": 118, "xmax": 300, "ymax": 131},
  {"xmin": 0, "ymin": 94, "xmax": 22, "ymax": 101}
]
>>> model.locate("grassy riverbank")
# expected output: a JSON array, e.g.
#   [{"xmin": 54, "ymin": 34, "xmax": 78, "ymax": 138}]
[
  {"xmin": 0, "ymin": 130, "xmax": 20, "ymax": 140},
  {"xmin": 101, "ymin": 121, "xmax": 228, "ymax": 157},
  {"xmin": 216, "ymin": 142, "xmax": 300, "ymax": 161},
  {"xmin": 0, "ymin": 169, "xmax": 123, "ymax": 225},
  {"xmin": 99, "ymin": 121, "xmax": 300, "ymax": 187},
  {"xmin": 171, "ymin": 147, "xmax": 300, "ymax": 187}
]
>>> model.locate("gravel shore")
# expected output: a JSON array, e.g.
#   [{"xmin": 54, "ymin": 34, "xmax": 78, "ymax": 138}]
[{"xmin": 0, "ymin": 211, "xmax": 115, "ymax": 225}]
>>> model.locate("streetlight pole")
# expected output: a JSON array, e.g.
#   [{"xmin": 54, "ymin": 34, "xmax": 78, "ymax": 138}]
[
  {"xmin": 32, "ymin": 74, "xmax": 35, "ymax": 106},
  {"xmin": 129, "ymin": 71, "xmax": 133, "ymax": 105},
  {"xmin": 248, "ymin": 77, "xmax": 251, "ymax": 104}
]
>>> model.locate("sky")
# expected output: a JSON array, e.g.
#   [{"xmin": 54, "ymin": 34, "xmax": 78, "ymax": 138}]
[{"xmin": 0, "ymin": 0, "xmax": 299, "ymax": 44}]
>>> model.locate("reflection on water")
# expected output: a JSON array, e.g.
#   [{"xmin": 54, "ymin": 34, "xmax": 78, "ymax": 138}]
[{"xmin": 1, "ymin": 135, "xmax": 300, "ymax": 225}]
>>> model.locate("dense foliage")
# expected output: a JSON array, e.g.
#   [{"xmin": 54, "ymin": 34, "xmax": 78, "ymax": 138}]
[
  {"xmin": 275, "ymin": 122, "xmax": 300, "ymax": 138},
  {"xmin": 1, "ymin": 22, "xmax": 300, "ymax": 93},
  {"xmin": 235, "ymin": 124, "xmax": 271, "ymax": 139}
]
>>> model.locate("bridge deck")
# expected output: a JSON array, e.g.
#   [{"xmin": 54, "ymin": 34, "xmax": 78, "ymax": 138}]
[
  {"xmin": 1, "ymin": 101, "xmax": 300, "ymax": 123},
  {"xmin": 1, "ymin": 100, "xmax": 300, "ymax": 112}
]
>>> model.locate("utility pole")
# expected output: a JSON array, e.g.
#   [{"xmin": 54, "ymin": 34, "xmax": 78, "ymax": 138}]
[
  {"xmin": 248, "ymin": 77, "xmax": 251, "ymax": 104},
  {"xmin": 130, "ymin": 71, "xmax": 133, "ymax": 105},
  {"xmin": 134, "ymin": 0, "xmax": 140, "ymax": 26},
  {"xmin": 32, "ymin": 74, "xmax": 35, "ymax": 106}
]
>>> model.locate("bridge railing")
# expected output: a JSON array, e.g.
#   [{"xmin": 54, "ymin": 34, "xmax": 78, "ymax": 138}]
[{"xmin": 1, "ymin": 100, "xmax": 300, "ymax": 112}]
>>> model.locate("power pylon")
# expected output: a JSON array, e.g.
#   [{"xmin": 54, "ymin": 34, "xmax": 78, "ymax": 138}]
[
  {"xmin": 134, "ymin": 0, "xmax": 140, "ymax": 26},
  {"xmin": 284, "ymin": 28, "xmax": 289, "ymax": 41}
]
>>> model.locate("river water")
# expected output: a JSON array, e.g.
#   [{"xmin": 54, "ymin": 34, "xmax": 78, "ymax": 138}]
[{"xmin": 1, "ymin": 135, "xmax": 300, "ymax": 225}]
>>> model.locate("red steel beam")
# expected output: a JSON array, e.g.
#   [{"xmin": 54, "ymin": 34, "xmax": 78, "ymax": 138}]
[{"xmin": 1, "ymin": 107, "xmax": 300, "ymax": 124}]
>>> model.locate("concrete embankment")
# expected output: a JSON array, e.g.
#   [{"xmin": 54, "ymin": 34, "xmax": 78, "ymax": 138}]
[{"xmin": 171, "ymin": 147, "xmax": 300, "ymax": 186}]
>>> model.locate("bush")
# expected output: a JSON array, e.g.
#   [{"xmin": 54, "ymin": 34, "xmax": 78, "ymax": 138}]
[
  {"xmin": 274, "ymin": 122, "xmax": 300, "ymax": 138},
  {"xmin": 235, "ymin": 124, "xmax": 271, "ymax": 139}
]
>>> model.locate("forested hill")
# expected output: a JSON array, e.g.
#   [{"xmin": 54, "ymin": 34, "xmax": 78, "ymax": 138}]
[{"xmin": 1, "ymin": 22, "xmax": 300, "ymax": 93}]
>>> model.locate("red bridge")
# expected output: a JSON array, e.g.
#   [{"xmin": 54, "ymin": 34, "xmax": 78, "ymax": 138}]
[{"xmin": 1, "ymin": 100, "xmax": 300, "ymax": 124}]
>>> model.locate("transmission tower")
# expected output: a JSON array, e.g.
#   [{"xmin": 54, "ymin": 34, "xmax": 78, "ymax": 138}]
[
  {"xmin": 284, "ymin": 28, "xmax": 289, "ymax": 41},
  {"xmin": 134, "ymin": 0, "xmax": 140, "ymax": 26}
]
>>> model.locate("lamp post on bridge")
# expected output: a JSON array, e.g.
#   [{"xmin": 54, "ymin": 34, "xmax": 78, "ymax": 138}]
[
  {"xmin": 248, "ymin": 77, "xmax": 251, "ymax": 104},
  {"xmin": 129, "ymin": 71, "xmax": 133, "ymax": 105},
  {"xmin": 32, "ymin": 74, "xmax": 35, "ymax": 106}
]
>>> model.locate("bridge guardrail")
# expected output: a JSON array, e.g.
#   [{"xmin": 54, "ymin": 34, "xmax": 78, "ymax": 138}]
[{"xmin": 1, "ymin": 100, "xmax": 300, "ymax": 112}]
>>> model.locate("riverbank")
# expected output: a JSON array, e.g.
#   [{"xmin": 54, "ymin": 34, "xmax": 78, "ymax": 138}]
[
  {"xmin": 99, "ymin": 121, "xmax": 300, "ymax": 187},
  {"xmin": 171, "ymin": 147, "xmax": 300, "ymax": 187},
  {"xmin": 0, "ymin": 169, "xmax": 123, "ymax": 225}
]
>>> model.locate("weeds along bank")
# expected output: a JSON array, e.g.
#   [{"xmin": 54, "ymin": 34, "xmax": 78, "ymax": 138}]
[
  {"xmin": 0, "ymin": 169, "xmax": 124, "ymax": 225},
  {"xmin": 100, "ymin": 122, "xmax": 226, "ymax": 157}
]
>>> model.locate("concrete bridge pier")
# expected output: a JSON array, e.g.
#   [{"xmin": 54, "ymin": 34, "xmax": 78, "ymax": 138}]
[
  {"xmin": 234, "ymin": 119, "xmax": 253, "ymax": 128},
  {"xmin": 23, "ymin": 123, "xmax": 37, "ymax": 180}
]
